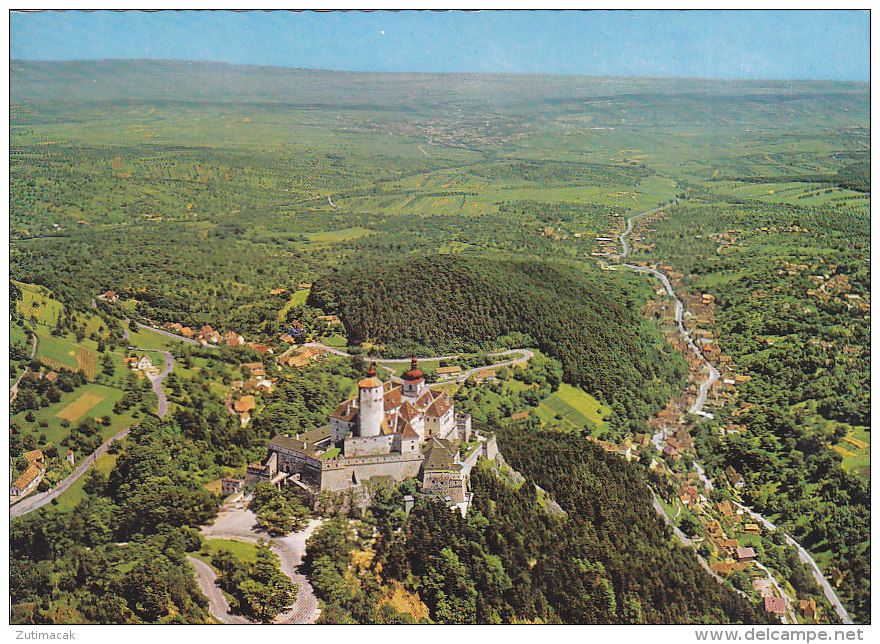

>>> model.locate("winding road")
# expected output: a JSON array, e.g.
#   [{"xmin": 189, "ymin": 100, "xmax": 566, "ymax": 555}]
[
  {"xmin": 186, "ymin": 555, "xmax": 253, "ymax": 624},
  {"xmin": 734, "ymin": 501, "xmax": 852, "ymax": 624},
  {"xmin": 131, "ymin": 348, "xmax": 174, "ymax": 419},
  {"xmin": 200, "ymin": 505, "xmax": 323, "ymax": 624},
  {"xmin": 297, "ymin": 342, "xmax": 533, "ymax": 381},
  {"xmin": 11, "ymin": 426, "xmax": 133, "ymax": 519},
  {"xmin": 616, "ymin": 203, "xmax": 852, "ymax": 624},
  {"xmin": 127, "ymin": 318, "xmax": 216, "ymax": 347}
]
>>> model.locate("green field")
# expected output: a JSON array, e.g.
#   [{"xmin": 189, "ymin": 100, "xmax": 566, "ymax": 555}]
[
  {"xmin": 836, "ymin": 426, "xmax": 871, "ymax": 482},
  {"xmin": 196, "ymin": 538, "xmax": 262, "ymax": 565},
  {"xmin": 35, "ymin": 332, "xmax": 81, "ymax": 369},
  {"xmin": 126, "ymin": 327, "xmax": 179, "ymax": 350},
  {"xmin": 277, "ymin": 287, "xmax": 311, "ymax": 321},
  {"xmin": 14, "ymin": 281, "xmax": 65, "ymax": 326},
  {"xmin": 11, "ymin": 382, "xmax": 134, "ymax": 446},
  {"xmin": 537, "ymin": 383, "xmax": 610, "ymax": 431},
  {"xmin": 303, "ymin": 226, "xmax": 373, "ymax": 243}
]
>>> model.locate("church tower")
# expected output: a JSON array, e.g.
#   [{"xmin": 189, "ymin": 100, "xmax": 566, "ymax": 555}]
[
  {"xmin": 357, "ymin": 362, "xmax": 384, "ymax": 437},
  {"xmin": 401, "ymin": 357, "xmax": 426, "ymax": 399}
]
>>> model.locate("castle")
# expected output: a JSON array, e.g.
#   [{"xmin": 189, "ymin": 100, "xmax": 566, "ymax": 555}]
[{"xmin": 246, "ymin": 359, "xmax": 497, "ymax": 509}]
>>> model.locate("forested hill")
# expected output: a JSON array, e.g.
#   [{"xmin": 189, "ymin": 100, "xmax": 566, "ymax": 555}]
[
  {"xmin": 309, "ymin": 255, "xmax": 687, "ymax": 428},
  {"xmin": 307, "ymin": 429, "xmax": 773, "ymax": 624}
]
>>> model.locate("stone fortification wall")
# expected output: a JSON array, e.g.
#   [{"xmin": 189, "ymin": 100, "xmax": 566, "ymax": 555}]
[
  {"xmin": 345, "ymin": 434, "xmax": 394, "ymax": 457},
  {"xmin": 317, "ymin": 452, "xmax": 425, "ymax": 491},
  {"xmin": 483, "ymin": 435, "xmax": 499, "ymax": 460}
]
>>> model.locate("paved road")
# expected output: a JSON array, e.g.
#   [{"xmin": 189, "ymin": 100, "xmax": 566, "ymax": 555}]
[
  {"xmin": 734, "ymin": 502, "xmax": 853, "ymax": 624},
  {"xmin": 134, "ymin": 320, "xmax": 216, "ymax": 347},
  {"xmin": 649, "ymin": 488, "xmax": 748, "ymax": 599},
  {"xmin": 455, "ymin": 349, "xmax": 535, "ymax": 382},
  {"xmin": 11, "ymin": 426, "xmax": 132, "ymax": 519},
  {"xmin": 131, "ymin": 348, "xmax": 174, "ymax": 419},
  {"xmin": 201, "ymin": 505, "xmax": 323, "ymax": 624},
  {"xmin": 10, "ymin": 334, "xmax": 38, "ymax": 403},
  {"xmin": 297, "ymin": 342, "xmax": 533, "ymax": 381},
  {"xmin": 186, "ymin": 555, "xmax": 253, "ymax": 624},
  {"xmin": 619, "ymin": 263, "xmax": 720, "ymax": 416},
  {"xmin": 617, "ymin": 203, "xmax": 852, "ymax": 624}
]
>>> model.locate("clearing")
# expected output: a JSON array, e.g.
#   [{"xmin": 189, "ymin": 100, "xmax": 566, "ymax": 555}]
[
  {"xmin": 537, "ymin": 383, "xmax": 609, "ymax": 431},
  {"xmin": 56, "ymin": 390, "xmax": 105, "ymax": 423}
]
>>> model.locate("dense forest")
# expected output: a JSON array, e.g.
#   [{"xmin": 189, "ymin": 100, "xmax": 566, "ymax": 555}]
[
  {"xmin": 304, "ymin": 429, "xmax": 772, "ymax": 624},
  {"xmin": 10, "ymin": 417, "xmax": 219, "ymax": 624},
  {"xmin": 310, "ymin": 255, "xmax": 687, "ymax": 430}
]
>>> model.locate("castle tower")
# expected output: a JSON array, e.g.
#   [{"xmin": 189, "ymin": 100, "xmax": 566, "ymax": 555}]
[
  {"xmin": 401, "ymin": 357, "xmax": 426, "ymax": 399},
  {"xmin": 358, "ymin": 362, "xmax": 384, "ymax": 438}
]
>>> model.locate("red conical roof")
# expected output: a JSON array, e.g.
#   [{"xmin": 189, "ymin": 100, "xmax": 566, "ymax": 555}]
[
  {"xmin": 358, "ymin": 361, "xmax": 382, "ymax": 388},
  {"xmin": 402, "ymin": 356, "xmax": 424, "ymax": 382}
]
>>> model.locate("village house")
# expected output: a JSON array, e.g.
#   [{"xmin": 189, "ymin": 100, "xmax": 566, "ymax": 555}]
[
  {"xmin": 735, "ymin": 547, "xmax": 756, "ymax": 562},
  {"xmin": 763, "ymin": 596, "xmax": 786, "ymax": 616},
  {"xmin": 222, "ymin": 477, "xmax": 244, "ymax": 495},
  {"xmin": 799, "ymin": 598, "xmax": 819, "ymax": 623},
  {"xmin": 744, "ymin": 523, "xmax": 761, "ymax": 535},
  {"xmin": 97, "ymin": 290, "xmax": 119, "ymax": 303},
  {"xmin": 726, "ymin": 466, "xmax": 745, "ymax": 489},
  {"xmin": 223, "ymin": 331, "xmax": 246, "ymax": 346},
  {"xmin": 136, "ymin": 355, "xmax": 152, "ymax": 371},
  {"xmin": 23, "ymin": 449, "xmax": 44, "ymax": 464},
  {"xmin": 234, "ymin": 395, "xmax": 256, "ymax": 413},
  {"xmin": 436, "ymin": 365, "xmax": 462, "ymax": 379},
  {"xmin": 11, "ymin": 463, "xmax": 44, "ymax": 497}
]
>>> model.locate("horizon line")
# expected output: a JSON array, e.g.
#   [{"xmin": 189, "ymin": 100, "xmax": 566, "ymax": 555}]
[{"xmin": 10, "ymin": 58, "xmax": 870, "ymax": 85}]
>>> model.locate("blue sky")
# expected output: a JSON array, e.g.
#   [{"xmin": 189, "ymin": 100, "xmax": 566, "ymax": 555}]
[{"xmin": 10, "ymin": 10, "xmax": 870, "ymax": 81}]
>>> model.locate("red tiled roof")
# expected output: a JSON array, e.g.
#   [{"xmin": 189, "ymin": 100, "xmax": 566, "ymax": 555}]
[
  {"xmin": 402, "ymin": 357, "xmax": 424, "ymax": 382},
  {"xmin": 764, "ymin": 597, "xmax": 786, "ymax": 614},
  {"xmin": 13, "ymin": 463, "xmax": 42, "ymax": 491},
  {"xmin": 383, "ymin": 388, "xmax": 403, "ymax": 411},
  {"xmin": 426, "ymin": 393, "xmax": 452, "ymax": 418}
]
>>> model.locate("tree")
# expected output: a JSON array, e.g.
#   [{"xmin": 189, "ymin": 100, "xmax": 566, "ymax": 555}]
[{"xmin": 249, "ymin": 483, "xmax": 309, "ymax": 535}]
